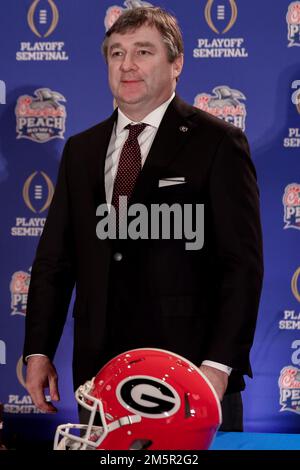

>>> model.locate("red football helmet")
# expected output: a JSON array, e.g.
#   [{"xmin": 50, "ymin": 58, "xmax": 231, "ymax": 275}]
[{"xmin": 54, "ymin": 348, "xmax": 222, "ymax": 450}]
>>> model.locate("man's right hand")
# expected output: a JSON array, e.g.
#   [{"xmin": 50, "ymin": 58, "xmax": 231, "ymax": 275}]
[{"xmin": 25, "ymin": 356, "xmax": 60, "ymax": 413}]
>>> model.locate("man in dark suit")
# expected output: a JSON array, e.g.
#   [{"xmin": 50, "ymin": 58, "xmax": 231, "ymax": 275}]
[{"xmin": 23, "ymin": 6, "xmax": 263, "ymax": 431}]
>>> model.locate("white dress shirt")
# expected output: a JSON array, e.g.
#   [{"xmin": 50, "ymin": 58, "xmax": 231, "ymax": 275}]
[{"xmin": 104, "ymin": 92, "xmax": 175, "ymax": 205}]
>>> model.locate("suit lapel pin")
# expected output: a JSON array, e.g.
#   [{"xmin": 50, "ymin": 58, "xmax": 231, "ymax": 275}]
[{"xmin": 179, "ymin": 126, "xmax": 188, "ymax": 132}]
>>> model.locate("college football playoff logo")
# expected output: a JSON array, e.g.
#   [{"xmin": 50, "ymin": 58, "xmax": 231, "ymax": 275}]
[
  {"xmin": 205, "ymin": 0, "xmax": 238, "ymax": 34},
  {"xmin": 27, "ymin": 0, "xmax": 59, "ymax": 38},
  {"xmin": 23, "ymin": 171, "xmax": 54, "ymax": 213}
]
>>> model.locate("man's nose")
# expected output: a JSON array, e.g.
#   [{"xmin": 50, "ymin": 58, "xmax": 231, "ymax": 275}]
[{"xmin": 120, "ymin": 53, "xmax": 138, "ymax": 71}]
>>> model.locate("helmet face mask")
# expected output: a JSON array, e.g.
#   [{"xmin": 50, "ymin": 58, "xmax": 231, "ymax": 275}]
[
  {"xmin": 54, "ymin": 380, "xmax": 108, "ymax": 450},
  {"xmin": 54, "ymin": 379, "xmax": 142, "ymax": 450},
  {"xmin": 54, "ymin": 348, "xmax": 222, "ymax": 450}
]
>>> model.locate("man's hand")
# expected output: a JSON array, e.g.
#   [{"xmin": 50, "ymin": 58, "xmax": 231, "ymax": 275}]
[
  {"xmin": 199, "ymin": 364, "xmax": 228, "ymax": 401},
  {"xmin": 25, "ymin": 356, "xmax": 60, "ymax": 413}
]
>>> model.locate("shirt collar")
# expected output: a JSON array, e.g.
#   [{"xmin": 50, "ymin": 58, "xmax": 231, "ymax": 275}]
[{"xmin": 115, "ymin": 92, "xmax": 175, "ymax": 136}]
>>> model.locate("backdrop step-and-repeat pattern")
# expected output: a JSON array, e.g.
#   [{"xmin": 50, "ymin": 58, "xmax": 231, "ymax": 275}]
[{"xmin": 0, "ymin": 0, "xmax": 300, "ymax": 445}]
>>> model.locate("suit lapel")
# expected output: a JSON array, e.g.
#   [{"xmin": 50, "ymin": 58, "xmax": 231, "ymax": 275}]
[
  {"xmin": 85, "ymin": 109, "xmax": 117, "ymax": 207},
  {"xmin": 85, "ymin": 97, "xmax": 198, "ymax": 208},
  {"xmin": 131, "ymin": 96, "xmax": 198, "ymax": 203}
]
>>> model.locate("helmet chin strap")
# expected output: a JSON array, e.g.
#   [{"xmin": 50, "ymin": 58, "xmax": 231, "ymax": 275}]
[{"xmin": 107, "ymin": 414, "xmax": 142, "ymax": 432}]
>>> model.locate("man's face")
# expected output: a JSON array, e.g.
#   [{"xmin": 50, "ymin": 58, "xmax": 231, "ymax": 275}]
[{"xmin": 106, "ymin": 25, "xmax": 183, "ymax": 118}]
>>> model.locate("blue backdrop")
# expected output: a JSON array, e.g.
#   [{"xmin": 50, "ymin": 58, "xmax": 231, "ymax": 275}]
[{"xmin": 0, "ymin": 0, "xmax": 300, "ymax": 445}]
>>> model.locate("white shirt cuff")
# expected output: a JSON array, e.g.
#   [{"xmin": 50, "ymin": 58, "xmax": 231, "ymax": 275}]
[
  {"xmin": 25, "ymin": 353, "xmax": 47, "ymax": 363},
  {"xmin": 201, "ymin": 360, "xmax": 232, "ymax": 376}
]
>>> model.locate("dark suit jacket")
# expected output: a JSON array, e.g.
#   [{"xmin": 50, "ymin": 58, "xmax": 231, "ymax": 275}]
[{"xmin": 23, "ymin": 96, "xmax": 263, "ymax": 392}]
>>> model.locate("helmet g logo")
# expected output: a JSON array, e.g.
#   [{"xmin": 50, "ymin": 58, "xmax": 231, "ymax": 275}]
[
  {"xmin": 54, "ymin": 348, "xmax": 221, "ymax": 450},
  {"xmin": 116, "ymin": 376, "xmax": 181, "ymax": 418}
]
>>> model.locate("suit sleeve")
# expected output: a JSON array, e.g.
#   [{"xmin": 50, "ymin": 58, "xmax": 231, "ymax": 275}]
[
  {"xmin": 23, "ymin": 138, "xmax": 75, "ymax": 362},
  {"xmin": 205, "ymin": 126, "xmax": 264, "ymax": 376}
]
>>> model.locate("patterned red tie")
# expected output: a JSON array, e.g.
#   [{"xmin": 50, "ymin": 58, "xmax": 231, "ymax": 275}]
[{"xmin": 111, "ymin": 123, "xmax": 147, "ymax": 233}]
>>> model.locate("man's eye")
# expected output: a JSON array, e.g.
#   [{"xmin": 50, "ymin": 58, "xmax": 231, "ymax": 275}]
[
  {"xmin": 111, "ymin": 51, "xmax": 123, "ymax": 57},
  {"xmin": 137, "ymin": 50, "xmax": 151, "ymax": 55}
]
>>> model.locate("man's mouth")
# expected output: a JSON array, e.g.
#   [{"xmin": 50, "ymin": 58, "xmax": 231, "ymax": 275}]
[{"xmin": 121, "ymin": 79, "xmax": 143, "ymax": 84}]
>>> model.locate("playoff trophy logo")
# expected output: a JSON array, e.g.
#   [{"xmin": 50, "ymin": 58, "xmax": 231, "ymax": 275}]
[
  {"xmin": 195, "ymin": 1, "xmax": 247, "ymax": 59},
  {"xmin": 205, "ymin": 0, "xmax": 238, "ymax": 34},
  {"xmin": 23, "ymin": 171, "xmax": 54, "ymax": 214},
  {"xmin": 11, "ymin": 172, "xmax": 54, "ymax": 238},
  {"xmin": 27, "ymin": 0, "xmax": 59, "ymax": 38},
  {"xmin": 17, "ymin": 0, "xmax": 68, "ymax": 61}
]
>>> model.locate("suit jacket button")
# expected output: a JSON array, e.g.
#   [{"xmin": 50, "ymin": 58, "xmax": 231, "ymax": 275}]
[{"xmin": 113, "ymin": 252, "xmax": 123, "ymax": 261}]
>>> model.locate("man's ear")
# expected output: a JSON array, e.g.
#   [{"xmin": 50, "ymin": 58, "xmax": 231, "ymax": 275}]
[{"xmin": 173, "ymin": 53, "xmax": 184, "ymax": 79}]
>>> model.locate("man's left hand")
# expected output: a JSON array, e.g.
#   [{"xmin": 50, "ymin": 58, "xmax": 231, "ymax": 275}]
[{"xmin": 199, "ymin": 365, "xmax": 228, "ymax": 401}]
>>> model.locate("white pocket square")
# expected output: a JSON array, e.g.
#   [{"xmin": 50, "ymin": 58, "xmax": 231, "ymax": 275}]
[{"xmin": 158, "ymin": 177, "xmax": 186, "ymax": 188}]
